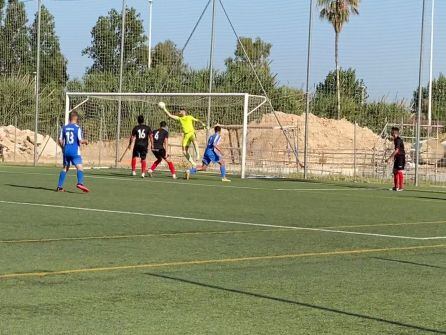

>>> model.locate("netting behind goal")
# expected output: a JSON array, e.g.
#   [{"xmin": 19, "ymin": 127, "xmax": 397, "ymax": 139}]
[{"xmin": 65, "ymin": 92, "xmax": 302, "ymax": 178}]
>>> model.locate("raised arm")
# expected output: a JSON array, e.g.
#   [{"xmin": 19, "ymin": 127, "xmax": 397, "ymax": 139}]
[{"xmin": 161, "ymin": 106, "xmax": 180, "ymax": 121}]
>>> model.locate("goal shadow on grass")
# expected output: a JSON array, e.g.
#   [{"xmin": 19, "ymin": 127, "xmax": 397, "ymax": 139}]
[
  {"xmin": 371, "ymin": 257, "xmax": 446, "ymax": 270},
  {"xmin": 145, "ymin": 272, "xmax": 446, "ymax": 334}
]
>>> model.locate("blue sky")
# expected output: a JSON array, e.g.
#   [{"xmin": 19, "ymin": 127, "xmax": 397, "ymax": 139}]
[{"xmin": 23, "ymin": 0, "xmax": 444, "ymax": 101}]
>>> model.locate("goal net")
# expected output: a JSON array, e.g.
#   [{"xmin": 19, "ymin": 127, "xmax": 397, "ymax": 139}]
[{"xmin": 65, "ymin": 92, "xmax": 302, "ymax": 178}]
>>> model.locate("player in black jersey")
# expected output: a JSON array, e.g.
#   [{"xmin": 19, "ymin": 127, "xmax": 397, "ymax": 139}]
[
  {"xmin": 386, "ymin": 127, "xmax": 405, "ymax": 191},
  {"xmin": 148, "ymin": 121, "xmax": 177, "ymax": 179},
  {"xmin": 128, "ymin": 115, "xmax": 152, "ymax": 178}
]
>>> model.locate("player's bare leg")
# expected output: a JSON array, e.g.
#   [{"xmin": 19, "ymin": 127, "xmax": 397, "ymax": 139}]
[
  {"xmin": 192, "ymin": 139, "xmax": 200, "ymax": 164},
  {"xmin": 182, "ymin": 144, "xmax": 196, "ymax": 167},
  {"xmin": 74, "ymin": 164, "xmax": 89, "ymax": 192}
]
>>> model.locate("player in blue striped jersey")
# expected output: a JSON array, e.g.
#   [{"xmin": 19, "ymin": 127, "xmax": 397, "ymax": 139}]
[
  {"xmin": 56, "ymin": 111, "xmax": 89, "ymax": 192},
  {"xmin": 186, "ymin": 126, "xmax": 230, "ymax": 182}
]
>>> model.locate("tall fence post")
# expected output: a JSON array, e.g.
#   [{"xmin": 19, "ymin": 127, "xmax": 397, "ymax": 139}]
[
  {"xmin": 353, "ymin": 121, "xmax": 357, "ymax": 181},
  {"xmin": 14, "ymin": 116, "xmax": 17, "ymax": 162},
  {"xmin": 33, "ymin": 0, "xmax": 42, "ymax": 167},
  {"xmin": 148, "ymin": 0, "xmax": 153, "ymax": 68},
  {"xmin": 99, "ymin": 110, "xmax": 103, "ymax": 167},
  {"xmin": 55, "ymin": 117, "xmax": 59, "ymax": 166},
  {"xmin": 304, "ymin": 0, "xmax": 314, "ymax": 179},
  {"xmin": 241, "ymin": 94, "xmax": 249, "ymax": 179},
  {"xmin": 207, "ymin": 0, "xmax": 217, "ymax": 138},
  {"xmin": 415, "ymin": 0, "xmax": 427, "ymax": 187},
  {"xmin": 116, "ymin": 0, "xmax": 127, "ymax": 168}
]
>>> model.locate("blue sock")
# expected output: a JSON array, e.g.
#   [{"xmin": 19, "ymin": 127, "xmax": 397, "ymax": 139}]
[
  {"xmin": 190, "ymin": 167, "xmax": 197, "ymax": 174},
  {"xmin": 58, "ymin": 170, "xmax": 67, "ymax": 188},
  {"xmin": 77, "ymin": 170, "xmax": 84, "ymax": 185},
  {"xmin": 220, "ymin": 165, "xmax": 226, "ymax": 178}
]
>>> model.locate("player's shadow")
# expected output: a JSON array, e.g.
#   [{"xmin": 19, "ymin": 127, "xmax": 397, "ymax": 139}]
[
  {"xmin": 371, "ymin": 256, "xmax": 445, "ymax": 270},
  {"xmin": 144, "ymin": 272, "xmax": 446, "ymax": 334},
  {"xmin": 5, "ymin": 184, "xmax": 78, "ymax": 194},
  {"xmin": 409, "ymin": 195, "xmax": 446, "ymax": 201},
  {"xmin": 258, "ymin": 177, "xmax": 381, "ymax": 190}
]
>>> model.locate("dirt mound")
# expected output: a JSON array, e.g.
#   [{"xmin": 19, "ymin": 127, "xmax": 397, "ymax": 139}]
[
  {"xmin": 250, "ymin": 112, "xmax": 384, "ymax": 152},
  {"xmin": 245, "ymin": 113, "xmax": 387, "ymax": 171},
  {"xmin": 0, "ymin": 125, "xmax": 58, "ymax": 163}
]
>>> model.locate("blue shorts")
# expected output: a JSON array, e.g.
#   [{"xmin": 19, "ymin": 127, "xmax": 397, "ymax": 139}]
[
  {"xmin": 63, "ymin": 154, "xmax": 83, "ymax": 167},
  {"xmin": 202, "ymin": 149, "xmax": 220, "ymax": 166}
]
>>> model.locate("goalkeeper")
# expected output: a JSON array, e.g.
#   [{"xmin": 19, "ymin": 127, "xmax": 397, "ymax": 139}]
[{"xmin": 159, "ymin": 103, "xmax": 206, "ymax": 166}]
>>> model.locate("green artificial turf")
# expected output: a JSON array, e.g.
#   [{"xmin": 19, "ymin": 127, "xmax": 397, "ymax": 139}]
[{"xmin": 0, "ymin": 165, "xmax": 445, "ymax": 334}]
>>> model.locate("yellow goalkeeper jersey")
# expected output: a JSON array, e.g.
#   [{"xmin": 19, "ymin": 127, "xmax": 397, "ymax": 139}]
[{"xmin": 178, "ymin": 115, "xmax": 197, "ymax": 134}]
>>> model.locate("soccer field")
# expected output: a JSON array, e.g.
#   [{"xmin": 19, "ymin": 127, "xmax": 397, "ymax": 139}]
[{"xmin": 0, "ymin": 166, "xmax": 445, "ymax": 335}]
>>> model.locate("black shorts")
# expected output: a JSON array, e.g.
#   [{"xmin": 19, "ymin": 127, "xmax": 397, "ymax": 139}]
[
  {"xmin": 133, "ymin": 145, "xmax": 148, "ymax": 160},
  {"xmin": 152, "ymin": 149, "xmax": 167, "ymax": 160},
  {"xmin": 394, "ymin": 155, "xmax": 405, "ymax": 171}
]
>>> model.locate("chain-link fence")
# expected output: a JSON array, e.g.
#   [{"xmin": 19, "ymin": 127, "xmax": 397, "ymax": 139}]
[{"xmin": 0, "ymin": 0, "xmax": 445, "ymax": 185}]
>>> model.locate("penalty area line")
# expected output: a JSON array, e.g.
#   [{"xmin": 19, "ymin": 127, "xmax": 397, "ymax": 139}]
[
  {"xmin": 1, "ymin": 244, "xmax": 445, "ymax": 280},
  {"xmin": 1, "ymin": 200, "xmax": 445, "ymax": 241}
]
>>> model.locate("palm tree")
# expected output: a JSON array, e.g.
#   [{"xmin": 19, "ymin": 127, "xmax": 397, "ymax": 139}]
[{"xmin": 318, "ymin": 0, "xmax": 360, "ymax": 119}]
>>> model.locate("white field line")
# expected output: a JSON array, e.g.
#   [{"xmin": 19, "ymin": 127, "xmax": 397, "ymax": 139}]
[
  {"xmin": 0, "ymin": 170, "xmax": 374, "ymax": 193},
  {"xmin": 0, "ymin": 200, "xmax": 445, "ymax": 241}
]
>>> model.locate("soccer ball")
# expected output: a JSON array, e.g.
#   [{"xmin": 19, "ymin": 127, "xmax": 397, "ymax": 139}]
[{"xmin": 158, "ymin": 101, "xmax": 166, "ymax": 109}]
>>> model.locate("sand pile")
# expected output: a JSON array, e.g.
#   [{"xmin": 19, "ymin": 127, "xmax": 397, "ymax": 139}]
[
  {"xmin": 245, "ymin": 112, "xmax": 386, "ymax": 168},
  {"xmin": 420, "ymin": 136, "xmax": 446, "ymax": 164},
  {"xmin": 0, "ymin": 125, "xmax": 58, "ymax": 163}
]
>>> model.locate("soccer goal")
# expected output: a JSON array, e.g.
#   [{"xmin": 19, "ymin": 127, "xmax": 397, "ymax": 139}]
[{"xmin": 65, "ymin": 92, "xmax": 300, "ymax": 178}]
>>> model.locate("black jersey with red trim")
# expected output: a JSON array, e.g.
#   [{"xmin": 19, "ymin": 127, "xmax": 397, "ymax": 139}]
[
  {"xmin": 152, "ymin": 128, "xmax": 169, "ymax": 150},
  {"xmin": 394, "ymin": 136, "xmax": 405, "ymax": 158},
  {"xmin": 131, "ymin": 125, "xmax": 151, "ymax": 148}
]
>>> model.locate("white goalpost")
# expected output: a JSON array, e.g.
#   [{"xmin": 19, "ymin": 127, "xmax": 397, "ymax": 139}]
[{"xmin": 64, "ymin": 92, "xmax": 271, "ymax": 178}]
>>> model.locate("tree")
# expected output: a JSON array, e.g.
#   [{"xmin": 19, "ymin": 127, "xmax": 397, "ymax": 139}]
[
  {"xmin": 313, "ymin": 68, "xmax": 367, "ymax": 119},
  {"xmin": 271, "ymin": 86, "xmax": 305, "ymax": 114},
  {"xmin": 318, "ymin": 0, "xmax": 360, "ymax": 119},
  {"xmin": 82, "ymin": 7, "xmax": 148, "ymax": 74},
  {"xmin": 30, "ymin": 5, "xmax": 68, "ymax": 86},
  {"xmin": 0, "ymin": 0, "xmax": 5, "ymax": 73},
  {"xmin": 412, "ymin": 74, "xmax": 446, "ymax": 122},
  {"xmin": 151, "ymin": 40, "xmax": 184, "ymax": 70},
  {"xmin": 223, "ymin": 37, "xmax": 276, "ymax": 96},
  {"xmin": 0, "ymin": 0, "xmax": 31, "ymax": 75},
  {"xmin": 0, "ymin": 0, "xmax": 5, "ymax": 24}
]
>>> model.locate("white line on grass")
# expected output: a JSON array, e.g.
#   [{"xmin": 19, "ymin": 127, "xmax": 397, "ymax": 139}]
[
  {"xmin": 0, "ymin": 170, "xmax": 374, "ymax": 193},
  {"xmin": 1, "ymin": 200, "xmax": 444, "ymax": 241}
]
